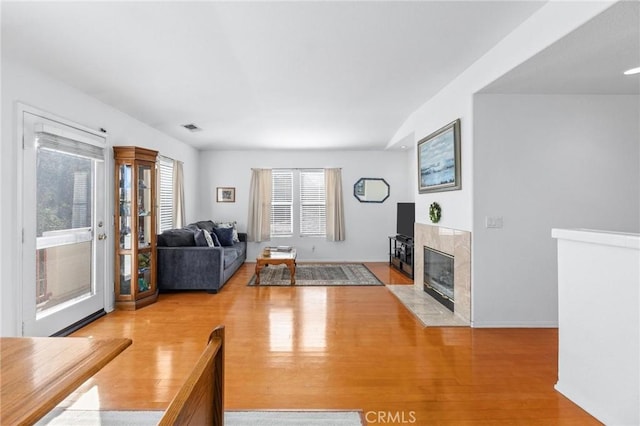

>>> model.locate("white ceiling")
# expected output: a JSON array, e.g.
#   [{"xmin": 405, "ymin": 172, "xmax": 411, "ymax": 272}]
[
  {"xmin": 3, "ymin": 2, "xmax": 637, "ymax": 151},
  {"xmin": 1, "ymin": 1, "xmax": 550, "ymax": 150},
  {"xmin": 480, "ymin": 0, "xmax": 640, "ymax": 95}
]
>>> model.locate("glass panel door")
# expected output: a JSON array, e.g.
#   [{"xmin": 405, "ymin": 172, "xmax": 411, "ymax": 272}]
[
  {"xmin": 22, "ymin": 110, "xmax": 106, "ymax": 337},
  {"xmin": 35, "ymin": 148, "xmax": 94, "ymax": 315}
]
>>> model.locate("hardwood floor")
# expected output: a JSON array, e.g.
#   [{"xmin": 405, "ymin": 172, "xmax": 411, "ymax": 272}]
[{"xmin": 67, "ymin": 262, "xmax": 598, "ymax": 425}]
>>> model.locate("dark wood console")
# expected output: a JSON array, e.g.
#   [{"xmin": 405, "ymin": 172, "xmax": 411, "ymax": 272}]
[{"xmin": 389, "ymin": 236, "xmax": 414, "ymax": 279}]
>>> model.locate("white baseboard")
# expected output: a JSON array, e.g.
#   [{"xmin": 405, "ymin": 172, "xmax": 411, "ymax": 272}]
[{"xmin": 471, "ymin": 320, "xmax": 558, "ymax": 328}]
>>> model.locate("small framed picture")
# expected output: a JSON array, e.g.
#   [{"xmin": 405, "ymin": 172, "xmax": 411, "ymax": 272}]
[{"xmin": 216, "ymin": 187, "xmax": 235, "ymax": 203}]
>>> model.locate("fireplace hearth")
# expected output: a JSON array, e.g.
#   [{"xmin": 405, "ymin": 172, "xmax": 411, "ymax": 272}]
[{"xmin": 424, "ymin": 246, "xmax": 454, "ymax": 312}]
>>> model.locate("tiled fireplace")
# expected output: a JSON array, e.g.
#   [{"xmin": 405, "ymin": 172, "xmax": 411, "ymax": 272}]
[{"xmin": 414, "ymin": 223, "xmax": 471, "ymax": 324}]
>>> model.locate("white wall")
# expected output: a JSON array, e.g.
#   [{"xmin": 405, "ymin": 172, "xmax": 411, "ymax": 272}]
[
  {"xmin": 196, "ymin": 150, "xmax": 411, "ymax": 262},
  {"xmin": 388, "ymin": 1, "xmax": 614, "ymax": 233},
  {"xmin": 473, "ymin": 94, "xmax": 640, "ymax": 327},
  {"xmin": 1, "ymin": 58, "xmax": 200, "ymax": 336},
  {"xmin": 386, "ymin": 1, "xmax": 616, "ymax": 326}
]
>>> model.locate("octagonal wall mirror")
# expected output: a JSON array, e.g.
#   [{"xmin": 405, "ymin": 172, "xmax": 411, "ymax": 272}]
[{"xmin": 353, "ymin": 178, "xmax": 390, "ymax": 203}]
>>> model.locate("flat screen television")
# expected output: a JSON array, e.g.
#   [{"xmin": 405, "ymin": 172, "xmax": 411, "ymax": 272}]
[{"xmin": 397, "ymin": 202, "xmax": 415, "ymax": 239}]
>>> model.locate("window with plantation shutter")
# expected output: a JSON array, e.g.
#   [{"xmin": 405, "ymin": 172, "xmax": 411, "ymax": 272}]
[
  {"xmin": 300, "ymin": 170, "xmax": 326, "ymax": 236},
  {"xmin": 271, "ymin": 169, "xmax": 326, "ymax": 238},
  {"xmin": 271, "ymin": 169, "xmax": 293, "ymax": 236},
  {"xmin": 158, "ymin": 156, "xmax": 174, "ymax": 232}
]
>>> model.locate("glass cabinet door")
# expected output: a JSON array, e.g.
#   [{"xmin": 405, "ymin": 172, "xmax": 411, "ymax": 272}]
[
  {"xmin": 119, "ymin": 254, "xmax": 131, "ymax": 295},
  {"xmin": 137, "ymin": 165, "xmax": 152, "ymax": 248},
  {"xmin": 119, "ymin": 165, "xmax": 132, "ymax": 250},
  {"xmin": 138, "ymin": 252, "xmax": 151, "ymax": 292}
]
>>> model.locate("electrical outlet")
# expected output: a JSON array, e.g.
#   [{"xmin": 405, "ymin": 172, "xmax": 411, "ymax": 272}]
[{"xmin": 485, "ymin": 216, "xmax": 503, "ymax": 229}]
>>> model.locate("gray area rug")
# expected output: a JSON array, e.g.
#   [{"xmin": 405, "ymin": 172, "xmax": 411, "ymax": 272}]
[
  {"xmin": 248, "ymin": 263, "xmax": 383, "ymax": 286},
  {"xmin": 37, "ymin": 409, "xmax": 363, "ymax": 425}
]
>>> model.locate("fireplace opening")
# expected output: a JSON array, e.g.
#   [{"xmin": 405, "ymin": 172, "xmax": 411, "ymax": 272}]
[{"xmin": 424, "ymin": 247, "xmax": 454, "ymax": 312}]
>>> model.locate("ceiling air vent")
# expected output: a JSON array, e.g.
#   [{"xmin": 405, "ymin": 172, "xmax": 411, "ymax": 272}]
[{"xmin": 182, "ymin": 123, "xmax": 202, "ymax": 132}]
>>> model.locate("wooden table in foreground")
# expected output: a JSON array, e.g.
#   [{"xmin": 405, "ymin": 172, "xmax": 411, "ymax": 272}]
[
  {"xmin": 255, "ymin": 248, "xmax": 297, "ymax": 285},
  {"xmin": 0, "ymin": 336, "xmax": 132, "ymax": 425}
]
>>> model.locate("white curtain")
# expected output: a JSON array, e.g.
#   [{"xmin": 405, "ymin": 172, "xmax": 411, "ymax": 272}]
[
  {"xmin": 173, "ymin": 160, "xmax": 185, "ymax": 228},
  {"xmin": 325, "ymin": 168, "xmax": 345, "ymax": 241},
  {"xmin": 247, "ymin": 168, "xmax": 272, "ymax": 242}
]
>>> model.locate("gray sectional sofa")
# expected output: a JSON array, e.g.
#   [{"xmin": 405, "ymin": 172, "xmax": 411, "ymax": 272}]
[{"xmin": 156, "ymin": 220, "xmax": 247, "ymax": 293}]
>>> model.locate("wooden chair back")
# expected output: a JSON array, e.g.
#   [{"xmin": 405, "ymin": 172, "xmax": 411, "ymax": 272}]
[{"xmin": 158, "ymin": 325, "xmax": 225, "ymax": 426}]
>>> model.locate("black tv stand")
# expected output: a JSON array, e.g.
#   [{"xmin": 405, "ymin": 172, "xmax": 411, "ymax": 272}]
[
  {"xmin": 389, "ymin": 235, "xmax": 414, "ymax": 278},
  {"xmin": 395, "ymin": 234, "xmax": 412, "ymax": 243}
]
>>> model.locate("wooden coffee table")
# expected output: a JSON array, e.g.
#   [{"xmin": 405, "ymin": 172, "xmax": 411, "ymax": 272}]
[{"xmin": 255, "ymin": 248, "xmax": 297, "ymax": 285}]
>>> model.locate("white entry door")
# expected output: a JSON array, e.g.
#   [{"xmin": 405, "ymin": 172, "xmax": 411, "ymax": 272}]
[{"xmin": 21, "ymin": 108, "xmax": 108, "ymax": 336}]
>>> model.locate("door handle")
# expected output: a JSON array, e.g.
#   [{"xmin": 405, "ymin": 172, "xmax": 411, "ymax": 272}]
[{"xmin": 98, "ymin": 234, "xmax": 108, "ymax": 240}]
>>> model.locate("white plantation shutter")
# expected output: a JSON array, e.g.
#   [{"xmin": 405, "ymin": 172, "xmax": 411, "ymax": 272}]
[
  {"xmin": 158, "ymin": 157, "xmax": 174, "ymax": 232},
  {"xmin": 300, "ymin": 169, "xmax": 326, "ymax": 236},
  {"xmin": 271, "ymin": 169, "xmax": 293, "ymax": 236}
]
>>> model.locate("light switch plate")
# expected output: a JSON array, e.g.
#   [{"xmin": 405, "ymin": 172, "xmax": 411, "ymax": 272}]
[{"xmin": 485, "ymin": 216, "xmax": 504, "ymax": 229}]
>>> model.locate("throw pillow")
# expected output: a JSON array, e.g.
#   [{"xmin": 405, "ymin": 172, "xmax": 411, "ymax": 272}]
[
  {"xmin": 193, "ymin": 229, "xmax": 209, "ymax": 247},
  {"xmin": 208, "ymin": 229, "xmax": 221, "ymax": 247},
  {"xmin": 157, "ymin": 229, "xmax": 196, "ymax": 247},
  {"xmin": 212, "ymin": 226, "xmax": 234, "ymax": 247},
  {"xmin": 214, "ymin": 221, "xmax": 239, "ymax": 243},
  {"xmin": 185, "ymin": 224, "xmax": 200, "ymax": 233},
  {"xmin": 202, "ymin": 229, "xmax": 215, "ymax": 247},
  {"xmin": 194, "ymin": 220, "xmax": 215, "ymax": 234}
]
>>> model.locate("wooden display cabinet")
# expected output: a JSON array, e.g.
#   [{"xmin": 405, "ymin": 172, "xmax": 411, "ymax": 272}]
[{"xmin": 113, "ymin": 146, "xmax": 158, "ymax": 310}]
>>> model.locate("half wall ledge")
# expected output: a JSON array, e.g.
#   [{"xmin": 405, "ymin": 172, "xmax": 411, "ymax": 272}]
[{"xmin": 553, "ymin": 228, "xmax": 639, "ymax": 426}]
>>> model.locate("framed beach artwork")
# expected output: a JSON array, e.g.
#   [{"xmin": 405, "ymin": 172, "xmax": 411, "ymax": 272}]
[{"xmin": 417, "ymin": 119, "xmax": 461, "ymax": 193}]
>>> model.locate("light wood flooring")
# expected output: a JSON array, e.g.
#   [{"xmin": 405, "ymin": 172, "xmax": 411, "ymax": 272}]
[{"xmin": 66, "ymin": 262, "xmax": 599, "ymax": 425}]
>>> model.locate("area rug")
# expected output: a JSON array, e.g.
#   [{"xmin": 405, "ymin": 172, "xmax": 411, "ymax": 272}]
[
  {"xmin": 37, "ymin": 409, "xmax": 364, "ymax": 425},
  {"xmin": 247, "ymin": 263, "xmax": 383, "ymax": 286}
]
